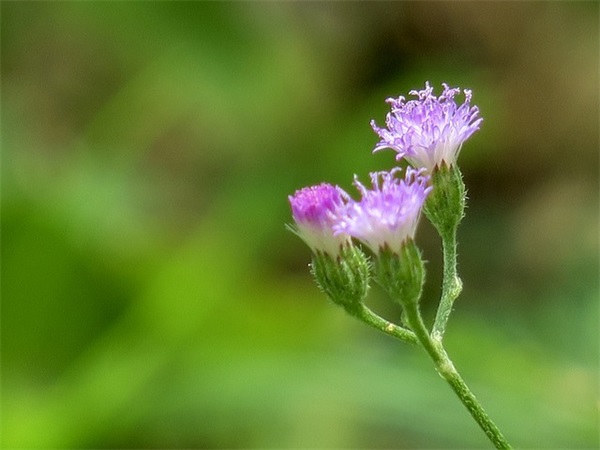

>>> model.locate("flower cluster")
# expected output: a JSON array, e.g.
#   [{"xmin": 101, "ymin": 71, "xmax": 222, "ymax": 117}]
[
  {"xmin": 285, "ymin": 83, "xmax": 512, "ymax": 450},
  {"xmin": 289, "ymin": 81, "xmax": 480, "ymax": 258},
  {"xmin": 289, "ymin": 168, "xmax": 430, "ymax": 256},
  {"xmin": 371, "ymin": 82, "xmax": 482, "ymax": 172}
]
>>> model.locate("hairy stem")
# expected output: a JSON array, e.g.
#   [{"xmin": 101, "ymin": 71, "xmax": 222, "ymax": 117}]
[
  {"xmin": 356, "ymin": 305, "xmax": 418, "ymax": 345},
  {"xmin": 403, "ymin": 302, "xmax": 511, "ymax": 449},
  {"xmin": 432, "ymin": 229, "xmax": 462, "ymax": 340}
]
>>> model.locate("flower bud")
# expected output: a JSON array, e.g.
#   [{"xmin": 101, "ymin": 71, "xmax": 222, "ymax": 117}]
[{"xmin": 288, "ymin": 183, "xmax": 351, "ymax": 257}]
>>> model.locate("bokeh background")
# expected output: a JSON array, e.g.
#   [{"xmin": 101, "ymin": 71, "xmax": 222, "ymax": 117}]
[{"xmin": 2, "ymin": 2, "xmax": 598, "ymax": 448}]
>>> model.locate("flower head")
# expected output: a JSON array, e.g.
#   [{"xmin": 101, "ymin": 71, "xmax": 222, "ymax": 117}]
[
  {"xmin": 288, "ymin": 183, "xmax": 351, "ymax": 257},
  {"xmin": 371, "ymin": 82, "xmax": 482, "ymax": 172},
  {"xmin": 334, "ymin": 168, "xmax": 432, "ymax": 254}
]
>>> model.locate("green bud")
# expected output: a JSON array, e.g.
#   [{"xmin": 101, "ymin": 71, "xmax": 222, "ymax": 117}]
[
  {"xmin": 311, "ymin": 245, "xmax": 370, "ymax": 316},
  {"xmin": 374, "ymin": 240, "xmax": 425, "ymax": 307},
  {"xmin": 423, "ymin": 164, "xmax": 466, "ymax": 239}
]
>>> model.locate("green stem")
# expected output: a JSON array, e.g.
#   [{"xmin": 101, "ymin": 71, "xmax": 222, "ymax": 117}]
[
  {"xmin": 403, "ymin": 302, "xmax": 511, "ymax": 449},
  {"xmin": 432, "ymin": 229, "xmax": 462, "ymax": 340},
  {"xmin": 356, "ymin": 305, "xmax": 418, "ymax": 345}
]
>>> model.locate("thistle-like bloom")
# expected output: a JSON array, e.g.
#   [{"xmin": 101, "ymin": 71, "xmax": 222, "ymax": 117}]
[
  {"xmin": 334, "ymin": 168, "xmax": 432, "ymax": 254},
  {"xmin": 371, "ymin": 82, "xmax": 482, "ymax": 172},
  {"xmin": 288, "ymin": 183, "xmax": 351, "ymax": 257}
]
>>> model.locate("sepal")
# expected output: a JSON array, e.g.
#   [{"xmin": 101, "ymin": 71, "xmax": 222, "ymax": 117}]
[
  {"xmin": 311, "ymin": 245, "xmax": 370, "ymax": 316},
  {"xmin": 374, "ymin": 240, "xmax": 425, "ymax": 307},
  {"xmin": 423, "ymin": 164, "xmax": 466, "ymax": 238}
]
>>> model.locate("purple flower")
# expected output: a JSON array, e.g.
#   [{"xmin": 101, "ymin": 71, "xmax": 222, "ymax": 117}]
[
  {"xmin": 371, "ymin": 82, "xmax": 482, "ymax": 172},
  {"xmin": 334, "ymin": 168, "xmax": 432, "ymax": 254},
  {"xmin": 288, "ymin": 183, "xmax": 351, "ymax": 256}
]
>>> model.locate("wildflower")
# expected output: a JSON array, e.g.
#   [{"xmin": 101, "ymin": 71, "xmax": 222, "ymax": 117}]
[
  {"xmin": 288, "ymin": 183, "xmax": 351, "ymax": 257},
  {"xmin": 334, "ymin": 167, "xmax": 432, "ymax": 254},
  {"xmin": 288, "ymin": 183, "xmax": 370, "ymax": 313},
  {"xmin": 371, "ymin": 82, "xmax": 482, "ymax": 172}
]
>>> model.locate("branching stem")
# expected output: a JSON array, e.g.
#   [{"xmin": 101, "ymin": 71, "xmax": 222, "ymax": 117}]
[
  {"xmin": 402, "ymin": 301, "xmax": 512, "ymax": 449},
  {"xmin": 356, "ymin": 305, "xmax": 418, "ymax": 345}
]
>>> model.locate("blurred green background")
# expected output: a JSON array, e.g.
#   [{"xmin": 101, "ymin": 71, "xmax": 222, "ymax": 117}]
[{"xmin": 2, "ymin": 2, "xmax": 598, "ymax": 448}]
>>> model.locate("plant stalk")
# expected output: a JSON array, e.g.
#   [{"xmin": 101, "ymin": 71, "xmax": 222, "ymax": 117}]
[
  {"xmin": 356, "ymin": 305, "xmax": 418, "ymax": 345},
  {"xmin": 403, "ymin": 302, "xmax": 512, "ymax": 449},
  {"xmin": 432, "ymin": 229, "xmax": 462, "ymax": 340}
]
